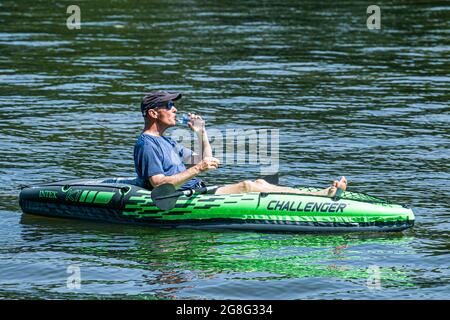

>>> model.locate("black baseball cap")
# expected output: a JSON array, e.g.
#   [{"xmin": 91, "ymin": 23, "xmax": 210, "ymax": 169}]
[{"xmin": 140, "ymin": 90, "xmax": 182, "ymax": 116}]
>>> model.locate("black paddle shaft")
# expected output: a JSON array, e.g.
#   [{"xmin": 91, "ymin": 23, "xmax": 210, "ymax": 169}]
[{"xmin": 151, "ymin": 183, "xmax": 210, "ymax": 210}]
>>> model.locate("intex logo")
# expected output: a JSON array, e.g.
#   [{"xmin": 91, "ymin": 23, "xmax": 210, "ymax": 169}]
[{"xmin": 39, "ymin": 190, "xmax": 58, "ymax": 199}]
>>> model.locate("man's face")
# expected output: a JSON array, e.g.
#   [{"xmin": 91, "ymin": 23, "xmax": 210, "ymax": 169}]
[{"xmin": 154, "ymin": 104, "xmax": 177, "ymax": 127}]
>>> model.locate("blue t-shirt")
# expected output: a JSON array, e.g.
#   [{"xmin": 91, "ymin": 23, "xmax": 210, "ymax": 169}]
[{"xmin": 134, "ymin": 133, "xmax": 202, "ymax": 190}]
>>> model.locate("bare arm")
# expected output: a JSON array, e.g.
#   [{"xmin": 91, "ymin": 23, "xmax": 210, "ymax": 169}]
[
  {"xmin": 188, "ymin": 113, "xmax": 212, "ymax": 163},
  {"xmin": 182, "ymin": 129, "xmax": 212, "ymax": 167},
  {"xmin": 149, "ymin": 166, "xmax": 201, "ymax": 190},
  {"xmin": 198, "ymin": 130, "xmax": 212, "ymax": 158},
  {"xmin": 149, "ymin": 157, "xmax": 220, "ymax": 189}
]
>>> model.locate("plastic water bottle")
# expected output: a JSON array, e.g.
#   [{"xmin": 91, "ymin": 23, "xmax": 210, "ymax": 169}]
[{"xmin": 177, "ymin": 114, "xmax": 191, "ymax": 126}]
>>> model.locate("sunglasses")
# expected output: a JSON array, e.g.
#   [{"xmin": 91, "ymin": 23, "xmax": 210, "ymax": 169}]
[
  {"xmin": 154, "ymin": 101, "xmax": 174, "ymax": 110},
  {"xmin": 143, "ymin": 101, "xmax": 175, "ymax": 117}
]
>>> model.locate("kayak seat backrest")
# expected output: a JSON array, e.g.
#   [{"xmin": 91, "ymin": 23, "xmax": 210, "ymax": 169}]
[{"xmin": 100, "ymin": 177, "xmax": 139, "ymax": 186}]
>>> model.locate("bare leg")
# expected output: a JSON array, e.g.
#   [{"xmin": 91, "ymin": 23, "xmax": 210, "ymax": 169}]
[
  {"xmin": 215, "ymin": 180, "xmax": 316, "ymax": 195},
  {"xmin": 215, "ymin": 177, "xmax": 347, "ymax": 198}
]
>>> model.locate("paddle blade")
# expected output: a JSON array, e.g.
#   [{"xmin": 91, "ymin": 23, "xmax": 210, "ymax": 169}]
[
  {"xmin": 262, "ymin": 173, "xmax": 279, "ymax": 185},
  {"xmin": 151, "ymin": 183, "xmax": 178, "ymax": 211}
]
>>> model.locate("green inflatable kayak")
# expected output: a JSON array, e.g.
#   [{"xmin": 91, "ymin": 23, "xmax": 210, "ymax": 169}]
[{"xmin": 19, "ymin": 177, "xmax": 415, "ymax": 232}]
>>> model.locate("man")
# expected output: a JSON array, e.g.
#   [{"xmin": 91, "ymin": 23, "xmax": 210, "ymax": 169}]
[{"xmin": 134, "ymin": 90, "xmax": 347, "ymax": 196}]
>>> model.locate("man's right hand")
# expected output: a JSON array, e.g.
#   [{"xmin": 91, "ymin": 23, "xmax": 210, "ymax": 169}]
[
  {"xmin": 196, "ymin": 157, "xmax": 220, "ymax": 172},
  {"xmin": 325, "ymin": 176, "xmax": 348, "ymax": 198}
]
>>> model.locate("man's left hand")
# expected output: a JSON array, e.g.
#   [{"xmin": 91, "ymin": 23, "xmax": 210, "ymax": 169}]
[{"xmin": 187, "ymin": 113, "xmax": 206, "ymax": 134}]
